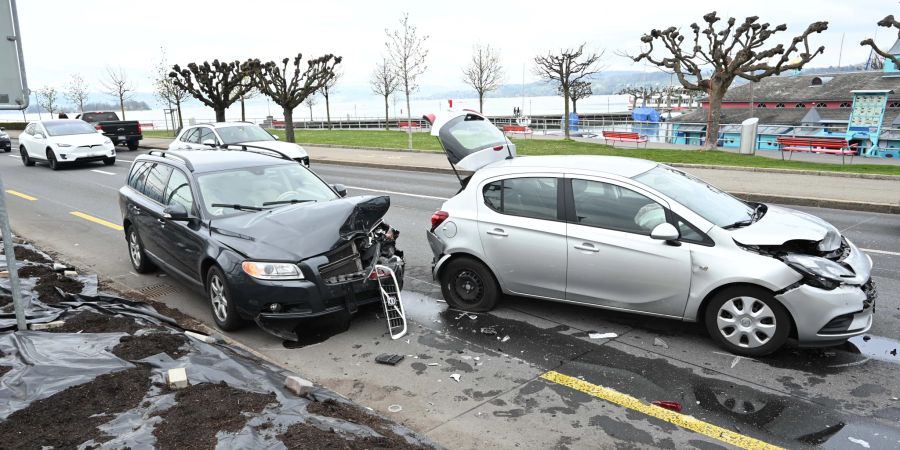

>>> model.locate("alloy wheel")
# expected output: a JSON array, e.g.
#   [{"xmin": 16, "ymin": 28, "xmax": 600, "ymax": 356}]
[
  {"xmin": 715, "ymin": 296, "xmax": 777, "ymax": 349},
  {"xmin": 128, "ymin": 231, "xmax": 141, "ymax": 266},
  {"xmin": 209, "ymin": 275, "xmax": 228, "ymax": 322}
]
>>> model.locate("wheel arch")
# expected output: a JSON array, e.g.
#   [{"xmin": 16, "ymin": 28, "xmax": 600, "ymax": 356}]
[
  {"xmin": 436, "ymin": 251, "xmax": 504, "ymax": 291},
  {"xmin": 697, "ymin": 282, "xmax": 798, "ymax": 339}
]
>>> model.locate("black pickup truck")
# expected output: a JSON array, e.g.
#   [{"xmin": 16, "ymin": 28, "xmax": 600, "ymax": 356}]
[{"xmin": 76, "ymin": 111, "xmax": 142, "ymax": 151}]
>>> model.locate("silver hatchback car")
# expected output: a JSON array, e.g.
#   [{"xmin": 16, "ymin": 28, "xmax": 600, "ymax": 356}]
[{"xmin": 423, "ymin": 111, "xmax": 875, "ymax": 356}]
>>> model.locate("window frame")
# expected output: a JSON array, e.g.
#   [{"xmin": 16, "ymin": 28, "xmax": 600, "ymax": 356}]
[
  {"xmin": 564, "ymin": 177, "xmax": 670, "ymax": 237},
  {"xmin": 480, "ymin": 176, "xmax": 566, "ymax": 222},
  {"xmin": 141, "ymin": 163, "xmax": 175, "ymax": 205}
]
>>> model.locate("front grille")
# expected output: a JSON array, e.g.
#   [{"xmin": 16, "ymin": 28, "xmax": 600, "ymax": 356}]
[
  {"xmin": 319, "ymin": 242, "xmax": 364, "ymax": 283},
  {"xmin": 862, "ymin": 278, "xmax": 877, "ymax": 309}
]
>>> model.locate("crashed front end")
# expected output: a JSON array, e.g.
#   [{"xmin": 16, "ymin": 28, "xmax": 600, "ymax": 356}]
[{"xmin": 737, "ymin": 223, "xmax": 875, "ymax": 346}]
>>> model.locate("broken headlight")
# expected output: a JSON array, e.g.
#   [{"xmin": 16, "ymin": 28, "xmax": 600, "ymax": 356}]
[
  {"xmin": 242, "ymin": 261, "xmax": 304, "ymax": 280},
  {"xmin": 783, "ymin": 253, "xmax": 854, "ymax": 291}
]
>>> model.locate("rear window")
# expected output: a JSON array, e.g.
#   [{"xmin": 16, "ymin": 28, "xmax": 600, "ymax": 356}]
[
  {"xmin": 80, "ymin": 112, "xmax": 119, "ymax": 122},
  {"xmin": 438, "ymin": 114, "xmax": 506, "ymax": 164}
]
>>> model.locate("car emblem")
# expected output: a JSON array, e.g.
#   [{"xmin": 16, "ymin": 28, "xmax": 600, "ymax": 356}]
[{"xmin": 117, "ymin": 128, "xmax": 124, "ymax": 132}]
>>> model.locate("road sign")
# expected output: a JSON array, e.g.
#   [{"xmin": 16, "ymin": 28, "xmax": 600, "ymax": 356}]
[{"xmin": 0, "ymin": 0, "xmax": 28, "ymax": 110}]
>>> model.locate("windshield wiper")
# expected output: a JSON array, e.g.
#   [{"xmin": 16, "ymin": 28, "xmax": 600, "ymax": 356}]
[
  {"xmin": 211, "ymin": 203, "xmax": 265, "ymax": 211},
  {"xmin": 262, "ymin": 199, "xmax": 317, "ymax": 206},
  {"xmin": 722, "ymin": 219, "xmax": 754, "ymax": 229}
]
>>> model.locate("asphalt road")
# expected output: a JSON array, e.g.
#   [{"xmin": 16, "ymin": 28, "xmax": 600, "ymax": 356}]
[{"xmin": 1, "ymin": 143, "xmax": 899, "ymax": 449}]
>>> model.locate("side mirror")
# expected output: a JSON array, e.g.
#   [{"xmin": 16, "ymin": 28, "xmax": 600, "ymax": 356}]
[
  {"xmin": 163, "ymin": 203, "xmax": 190, "ymax": 221},
  {"xmin": 271, "ymin": 134, "xmax": 280, "ymax": 140},
  {"xmin": 332, "ymin": 184, "xmax": 347, "ymax": 197},
  {"xmin": 202, "ymin": 139, "xmax": 217, "ymax": 147},
  {"xmin": 650, "ymin": 223, "xmax": 680, "ymax": 241},
  {"xmin": 34, "ymin": 132, "xmax": 45, "ymax": 139}
]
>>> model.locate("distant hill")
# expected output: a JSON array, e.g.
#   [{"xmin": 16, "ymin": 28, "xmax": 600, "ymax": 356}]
[{"xmin": 27, "ymin": 98, "xmax": 152, "ymax": 114}]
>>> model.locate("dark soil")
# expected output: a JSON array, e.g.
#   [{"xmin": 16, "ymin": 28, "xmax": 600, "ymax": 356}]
[
  {"xmin": 34, "ymin": 273, "xmax": 84, "ymax": 303},
  {"xmin": 153, "ymin": 382, "xmax": 277, "ymax": 450},
  {"xmin": 294, "ymin": 399, "xmax": 428, "ymax": 450},
  {"xmin": 123, "ymin": 288, "xmax": 204, "ymax": 330},
  {"xmin": 12, "ymin": 246, "xmax": 50, "ymax": 263},
  {"xmin": 17, "ymin": 264, "xmax": 54, "ymax": 278},
  {"xmin": 50, "ymin": 310, "xmax": 146, "ymax": 334},
  {"xmin": 0, "ymin": 366, "xmax": 151, "ymax": 449},
  {"xmin": 112, "ymin": 333, "xmax": 189, "ymax": 361},
  {"xmin": 0, "ymin": 293, "xmax": 10, "ymax": 308}
]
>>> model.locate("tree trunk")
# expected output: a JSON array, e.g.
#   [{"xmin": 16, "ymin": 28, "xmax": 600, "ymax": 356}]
[
  {"xmin": 572, "ymin": 98, "xmax": 578, "ymax": 115},
  {"xmin": 119, "ymin": 95, "xmax": 126, "ymax": 120},
  {"xmin": 384, "ymin": 94, "xmax": 390, "ymax": 131},
  {"xmin": 215, "ymin": 108, "xmax": 226, "ymax": 123},
  {"xmin": 479, "ymin": 92, "xmax": 484, "ymax": 113},
  {"xmin": 405, "ymin": 88, "xmax": 412, "ymax": 151},
  {"xmin": 284, "ymin": 108, "xmax": 295, "ymax": 143},
  {"xmin": 308, "ymin": 104, "xmax": 313, "ymax": 121},
  {"xmin": 705, "ymin": 84, "xmax": 727, "ymax": 151},
  {"xmin": 325, "ymin": 88, "xmax": 332, "ymax": 130},
  {"xmin": 563, "ymin": 87, "xmax": 571, "ymax": 140},
  {"xmin": 240, "ymin": 96, "xmax": 246, "ymax": 122},
  {"xmin": 176, "ymin": 98, "xmax": 183, "ymax": 131}
]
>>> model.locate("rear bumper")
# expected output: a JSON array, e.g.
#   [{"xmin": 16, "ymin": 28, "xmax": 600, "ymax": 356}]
[
  {"xmin": 102, "ymin": 133, "xmax": 142, "ymax": 143},
  {"xmin": 1, "ymin": 139, "xmax": 10, "ymax": 150},
  {"xmin": 426, "ymin": 230, "xmax": 450, "ymax": 280},
  {"xmin": 776, "ymin": 280, "xmax": 876, "ymax": 346}
]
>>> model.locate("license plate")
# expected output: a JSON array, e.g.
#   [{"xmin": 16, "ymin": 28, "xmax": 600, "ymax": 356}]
[{"xmin": 118, "ymin": 136, "xmax": 126, "ymax": 141}]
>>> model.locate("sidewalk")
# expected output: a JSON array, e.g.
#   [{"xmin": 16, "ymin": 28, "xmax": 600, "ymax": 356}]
[{"xmin": 139, "ymin": 137, "xmax": 900, "ymax": 214}]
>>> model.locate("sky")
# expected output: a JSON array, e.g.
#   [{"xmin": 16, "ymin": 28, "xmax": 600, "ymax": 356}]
[{"xmin": 10, "ymin": 0, "xmax": 900, "ymax": 97}]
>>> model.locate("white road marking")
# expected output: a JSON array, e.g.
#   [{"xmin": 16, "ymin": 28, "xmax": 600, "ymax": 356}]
[
  {"xmin": 8, "ymin": 154, "xmax": 19, "ymax": 158},
  {"xmin": 346, "ymin": 185, "xmax": 448, "ymax": 201},
  {"xmin": 860, "ymin": 248, "xmax": 900, "ymax": 257},
  {"xmin": 116, "ymin": 158, "xmax": 134, "ymax": 163},
  {"xmin": 90, "ymin": 169, "xmax": 117, "ymax": 175}
]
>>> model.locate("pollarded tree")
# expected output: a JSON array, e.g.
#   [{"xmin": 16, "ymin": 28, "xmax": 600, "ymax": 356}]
[
  {"xmin": 66, "ymin": 74, "xmax": 89, "ymax": 113},
  {"xmin": 370, "ymin": 58, "xmax": 400, "ymax": 130},
  {"xmin": 631, "ymin": 12, "xmax": 828, "ymax": 149},
  {"xmin": 534, "ymin": 44, "xmax": 604, "ymax": 139},
  {"xmin": 559, "ymin": 80, "xmax": 592, "ymax": 114},
  {"xmin": 386, "ymin": 13, "xmax": 428, "ymax": 150},
  {"xmin": 170, "ymin": 60, "xmax": 251, "ymax": 122},
  {"xmin": 249, "ymin": 54, "xmax": 341, "ymax": 143},
  {"xmin": 463, "ymin": 44, "xmax": 504, "ymax": 113},
  {"xmin": 860, "ymin": 15, "xmax": 899, "ymax": 68}
]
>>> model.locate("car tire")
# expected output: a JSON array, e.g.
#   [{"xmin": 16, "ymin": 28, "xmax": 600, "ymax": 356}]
[
  {"xmin": 128, "ymin": 141, "xmax": 139, "ymax": 151},
  {"xmin": 20, "ymin": 147, "xmax": 34, "ymax": 166},
  {"xmin": 103, "ymin": 157, "xmax": 116, "ymax": 166},
  {"xmin": 704, "ymin": 286, "xmax": 791, "ymax": 357},
  {"xmin": 46, "ymin": 149, "xmax": 60, "ymax": 170},
  {"xmin": 440, "ymin": 257, "xmax": 499, "ymax": 312},
  {"xmin": 206, "ymin": 265, "xmax": 245, "ymax": 331},
  {"xmin": 126, "ymin": 226, "xmax": 156, "ymax": 273}
]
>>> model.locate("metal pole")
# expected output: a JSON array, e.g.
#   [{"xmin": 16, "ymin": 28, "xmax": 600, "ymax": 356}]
[{"xmin": 0, "ymin": 179, "xmax": 26, "ymax": 331}]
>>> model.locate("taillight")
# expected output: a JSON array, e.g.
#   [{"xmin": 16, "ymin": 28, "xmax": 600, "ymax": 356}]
[
  {"xmin": 493, "ymin": 145, "xmax": 504, "ymax": 151},
  {"xmin": 137, "ymin": 123, "xmax": 143, "ymax": 134},
  {"xmin": 95, "ymin": 125, "xmax": 102, "ymax": 131},
  {"xmin": 430, "ymin": 210, "xmax": 449, "ymax": 232}
]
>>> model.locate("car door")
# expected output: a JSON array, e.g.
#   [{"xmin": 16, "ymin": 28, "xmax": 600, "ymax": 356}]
[
  {"xmin": 564, "ymin": 176, "xmax": 692, "ymax": 317},
  {"xmin": 132, "ymin": 163, "xmax": 174, "ymax": 264},
  {"xmin": 19, "ymin": 124, "xmax": 34, "ymax": 155},
  {"xmin": 477, "ymin": 175, "xmax": 567, "ymax": 299},
  {"xmin": 158, "ymin": 168, "xmax": 205, "ymax": 280}
]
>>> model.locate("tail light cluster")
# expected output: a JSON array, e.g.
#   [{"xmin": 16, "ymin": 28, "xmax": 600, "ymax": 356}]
[
  {"xmin": 94, "ymin": 125, "xmax": 103, "ymax": 131},
  {"xmin": 430, "ymin": 210, "xmax": 449, "ymax": 232},
  {"xmin": 137, "ymin": 123, "xmax": 143, "ymax": 134}
]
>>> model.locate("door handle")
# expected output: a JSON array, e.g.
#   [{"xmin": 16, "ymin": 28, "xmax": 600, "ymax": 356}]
[
  {"xmin": 486, "ymin": 228, "xmax": 508, "ymax": 237},
  {"xmin": 574, "ymin": 243, "xmax": 600, "ymax": 253},
  {"xmin": 130, "ymin": 205, "xmax": 141, "ymax": 215},
  {"xmin": 157, "ymin": 218, "xmax": 166, "ymax": 225}
]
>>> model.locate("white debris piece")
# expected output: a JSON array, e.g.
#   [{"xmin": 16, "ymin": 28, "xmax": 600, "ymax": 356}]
[
  {"xmin": 184, "ymin": 330, "xmax": 217, "ymax": 344},
  {"xmin": 450, "ymin": 374, "xmax": 461, "ymax": 382},
  {"xmin": 589, "ymin": 332, "xmax": 618, "ymax": 339},
  {"xmin": 53, "ymin": 263, "xmax": 68, "ymax": 271},
  {"xmin": 848, "ymin": 437, "xmax": 870, "ymax": 448},
  {"xmin": 63, "ymin": 270, "xmax": 78, "ymax": 278},
  {"xmin": 29, "ymin": 320, "xmax": 65, "ymax": 331},
  {"xmin": 501, "ymin": 335, "xmax": 510, "ymax": 343},
  {"xmin": 388, "ymin": 404, "xmax": 403, "ymax": 412},
  {"xmin": 427, "ymin": 363, "xmax": 439, "ymax": 366},
  {"xmin": 284, "ymin": 375, "xmax": 315, "ymax": 396},
  {"xmin": 166, "ymin": 368, "xmax": 189, "ymax": 389},
  {"xmin": 653, "ymin": 337, "xmax": 669, "ymax": 349}
]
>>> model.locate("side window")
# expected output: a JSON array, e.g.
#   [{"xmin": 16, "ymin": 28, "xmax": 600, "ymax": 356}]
[
  {"xmin": 181, "ymin": 128, "xmax": 199, "ymax": 143},
  {"xmin": 675, "ymin": 216, "xmax": 711, "ymax": 245},
  {"xmin": 481, "ymin": 177, "xmax": 558, "ymax": 221},
  {"xmin": 571, "ymin": 179, "xmax": 665, "ymax": 235},
  {"xmin": 164, "ymin": 170, "xmax": 194, "ymax": 213},
  {"xmin": 143, "ymin": 164, "xmax": 174, "ymax": 203},
  {"xmin": 24, "ymin": 124, "xmax": 34, "ymax": 135},
  {"xmin": 198, "ymin": 128, "xmax": 216, "ymax": 145},
  {"xmin": 128, "ymin": 162, "xmax": 147, "ymax": 189}
]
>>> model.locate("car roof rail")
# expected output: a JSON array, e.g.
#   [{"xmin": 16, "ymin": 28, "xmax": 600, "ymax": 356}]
[
  {"xmin": 217, "ymin": 143, "xmax": 294, "ymax": 162},
  {"xmin": 147, "ymin": 150, "xmax": 195, "ymax": 171}
]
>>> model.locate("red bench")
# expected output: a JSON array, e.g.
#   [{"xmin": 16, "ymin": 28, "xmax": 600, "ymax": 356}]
[
  {"xmin": 776, "ymin": 136, "xmax": 858, "ymax": 164},
  {"xmin": 502, "ymin": 124, "xmax": 533, "ymax": 137},
  {"xmin": 602, "ymin": 131, "xmax": 648, "ymax": 148},
  {"xmin": 398, "ymin": 121, "xmax": 421, "ymax": 130}
]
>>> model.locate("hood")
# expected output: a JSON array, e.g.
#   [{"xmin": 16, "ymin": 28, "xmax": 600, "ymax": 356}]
[
  {"xmin": 730, "ymin": 206, "xmax": 841, "ymax": 249},
  {"xmin": 210, "ymin": 195, "xmax": 390, "ymax": 261},
  {"xmin": 239, "ymin": 140, "xmax": 307, "ymax": 159},
  {"xmin": 49, "ymin": 132, "xmax": 109, "ymax": 146}
]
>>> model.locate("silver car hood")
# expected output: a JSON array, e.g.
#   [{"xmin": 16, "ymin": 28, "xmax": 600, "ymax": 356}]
[{"xmin": 730, "ymin": 206, "xmax": 840, "ymax": 247}]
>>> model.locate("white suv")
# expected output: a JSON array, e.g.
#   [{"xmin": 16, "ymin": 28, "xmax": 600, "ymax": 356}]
[{"xmin": 169, "ymin": 122, "xmax": 309, "ymax": 166}]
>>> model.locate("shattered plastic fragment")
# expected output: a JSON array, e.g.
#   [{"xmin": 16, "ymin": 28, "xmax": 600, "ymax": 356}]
[
  {"xmin": 501, "ymin": 335, "xmax": 510, "ymax": 343},
  {"xmin": 388, "ymin": 404, "xmax": 403, "ymax": 413},
  {"xmin": 651, "ymin": 401, "xmax": 682, "ymax": 412},
  {"xmin": 653, "ymin": 337, "xmax": 669, "ymax": 349},
  {"xmin": 450, "ymin": 374, "xmax": 461, "ymax": 382},
  {"xmin": 427, "ymin": 363, "xmax": 439, "ymax": 366},
  {"xmin": 480, "ymin": 327, "xmax": 497, "ymax": 335},
  {"xmin": 847, "ymin": 437, "xmax": 870, "ymax": 448},
  {"xmin": 589, "ymin": 332, "xmax": 618, "ymax": 339}
]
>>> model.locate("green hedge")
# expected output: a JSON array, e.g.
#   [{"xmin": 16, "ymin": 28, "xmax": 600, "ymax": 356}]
[{"xmin": 0, "ymin": 122, "xmax": 27, "ymax": 131}]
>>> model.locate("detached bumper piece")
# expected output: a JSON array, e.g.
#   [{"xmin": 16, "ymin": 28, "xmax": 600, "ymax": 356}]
[{"xmin": 375, "ymin": 264, "xmax": 407, "ymax": 339}]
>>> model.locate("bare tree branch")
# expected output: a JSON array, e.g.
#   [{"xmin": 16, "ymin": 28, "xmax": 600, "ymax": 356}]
[
  {"xmin": 153, "ymin": 48, "xmax": 190, "ymax": 131},
  {"xmin": 462, "ymin": 44, "xmax": 504, "ymax": 113},
  {"xmin": 371, "ymin": 58, "xmax": 401, "ymax": 130},
  {"xmin": 386, "ymin": 13, "xmax": 428, "ymax": 149},
  {"xmin": 860, "ymin": 15, "xmax": 900, "ymax": 68},
  {"xmin": 534, "ymin": 43, "xmax": 604, "ymax": 138},
  {"xmin": 322, "ymin": 70, "xmax": 342, "ymax": 129},
  {"xmin": 558, "ymin": 80, "xmax": 592, "ymax": 114},
  {"xmin": 169, "ymin": 59, "xmax": 251, "ymax": 122},
  {"xmin": 37, "ymin": 86, "xmax": 59, "ymax": 117},
  {"xmin": 101, "ymin": 67, "xmax": 135, "ymax": 120},
  {"xmin": 65, "ymin": 74, "xmax": 89, "ymax": 114}
]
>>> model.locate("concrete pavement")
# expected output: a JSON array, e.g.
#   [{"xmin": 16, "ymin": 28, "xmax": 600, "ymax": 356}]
[{"xmin": 137, "ymin": 135, "xmax": 900, "ymax": 213}]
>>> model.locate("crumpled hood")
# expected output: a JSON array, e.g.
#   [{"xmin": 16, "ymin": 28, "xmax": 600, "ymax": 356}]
[
  {"xmin": 730, "ymin": 206, "xmax": 840, "ymax": 247},
  {"xmin": 210, "ymin": 196, "xmax": 390, "ymax": 261}
]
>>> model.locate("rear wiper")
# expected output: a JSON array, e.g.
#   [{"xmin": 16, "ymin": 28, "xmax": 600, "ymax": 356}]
[
  {"xmin": 262, "ymin": 199, "xmax": 317, "ymax": 206},
  {"xmin": 211, "ymin": 203, "xmax": 265, "ymax": 211},
  {"xmin": 722, "ymin": 219, "xmax": 754, "ymax": 229}
]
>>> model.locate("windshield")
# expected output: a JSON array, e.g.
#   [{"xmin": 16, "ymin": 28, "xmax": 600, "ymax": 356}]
[
  {"xmin": 634, "ymin": 166, "xmax": 754, "ymax": 228},
  {"xmin": 44, "ymin": 121, "xmax": 98, "ymax": 136},
  {"xmin": 196, "ymin": 164, "xmax": 337, "ymax": 217},
  {"xmin": 216, "ymin": 125, "xmax": 275, "ymax": 145},
  {"xmin": 80, "ymin": 112, "xmax": 119, "ymax": 122}
]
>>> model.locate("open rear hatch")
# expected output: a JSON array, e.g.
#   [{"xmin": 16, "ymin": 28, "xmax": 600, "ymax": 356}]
[{"xmin": 423, "ymin": 110, "xmax": 516, "ymax": 183}]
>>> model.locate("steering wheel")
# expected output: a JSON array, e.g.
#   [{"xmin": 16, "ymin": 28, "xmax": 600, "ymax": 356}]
[{"xmin": 276, "ymin": 190, "xmax": 302, "ymax": 202}]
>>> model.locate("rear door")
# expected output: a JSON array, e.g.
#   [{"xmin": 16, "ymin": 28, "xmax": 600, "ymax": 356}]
[
  {"xmin": 476, "ymin": 175, "xmax": 567, "ymax": 299},
  {"xmin": 132, "ymin": 163, "xmax": 174, "ymax": 263},
  {"xmin": 432, "ymin": 111, "xmax": 516, "ymax": 172}
]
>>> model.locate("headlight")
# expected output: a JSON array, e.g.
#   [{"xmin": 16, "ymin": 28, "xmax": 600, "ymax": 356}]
[
  {"xmin": 783, "ymin": 253, "xmax": 854, "ymax": 290},
  {"xmin": 57, "ymin": 143, "xmax": 72, "ymax": 147},
  {"xmin": 241, "ymin": 261, "xmax": 304, "ymax": 280}
]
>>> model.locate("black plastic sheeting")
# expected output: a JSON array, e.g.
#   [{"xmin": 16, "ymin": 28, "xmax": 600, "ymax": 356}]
[{"xmin": 0, "ymin": 243, "xmax": 441, "ymax": 448}]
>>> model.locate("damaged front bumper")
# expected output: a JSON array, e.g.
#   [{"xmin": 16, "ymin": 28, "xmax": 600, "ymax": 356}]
[{"xmin": 776, "ymin": 279, "xmax": 876, "ymax": 346}]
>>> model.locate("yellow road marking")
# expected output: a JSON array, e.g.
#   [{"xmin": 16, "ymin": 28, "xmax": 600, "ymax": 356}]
[
  {"xmin": 69, "ymin": 211, "xmax": 124, "ymax": 231},
  {"xmin": 5, "ymin": 189, "xmax": 37, "ymax": 201},
  {"xmin": 539, "ymin": 370, "xmax": 783, "ymax": 450}
]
